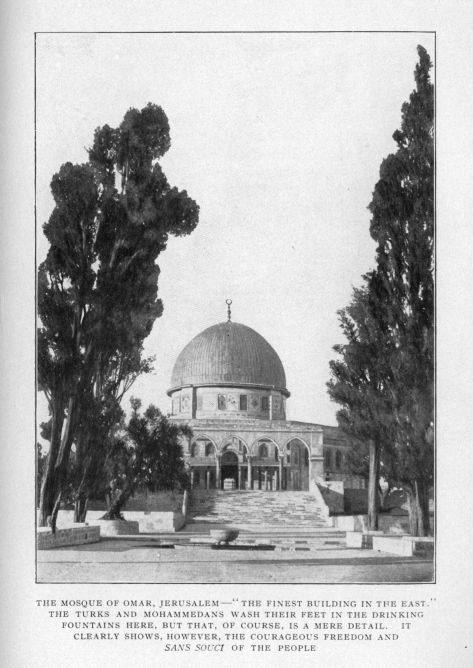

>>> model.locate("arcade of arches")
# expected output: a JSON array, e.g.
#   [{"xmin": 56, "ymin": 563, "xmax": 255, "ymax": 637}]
[{"xmin": 188, "ymin": 436, "xmax": 311, "ymax": 491}]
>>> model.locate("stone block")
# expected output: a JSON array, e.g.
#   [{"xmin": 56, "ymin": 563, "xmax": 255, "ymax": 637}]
[
  {"xmin": 346, "ymin": 530, "xmax": 384, "ymax": 549},
  {"xmin": 372, "ymin": 535, "xmax": 434, "ymax": 557},
  {"xmin": 50, "ymin": 509, "xmax": 186, "ymax": 533},
  {"xmin": 410, "ymin": 537, "xmax": 434, "ymax": 558},
  {"xmin": 37, "ymin": 524, "xmax": 100, "ymax": 550},
  {"xmin": 90, "ymin": 519, "xmax": 139, "ymax": 536},
  {"xmin": 131, "ymin": 511, "xmax": 185, "ymax": 533},
  {"xmin": 333, "ymin": 515, "xmax": 367, "ymax": 531}
]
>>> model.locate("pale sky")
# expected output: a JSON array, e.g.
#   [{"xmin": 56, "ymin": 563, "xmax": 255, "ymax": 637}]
[{"xmin": 36, "ymin": 31, "xmax": 435, "ymax": 427}]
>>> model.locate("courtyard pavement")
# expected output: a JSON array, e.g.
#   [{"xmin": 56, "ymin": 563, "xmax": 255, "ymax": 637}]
[{"xmin": 37, "ymin": 533, "xmax": 434, "ymax": 584}]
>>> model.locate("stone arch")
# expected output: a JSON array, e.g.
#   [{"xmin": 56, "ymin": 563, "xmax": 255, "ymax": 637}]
[
  {"xmin": 247, "ymin": 436, "xmax": 283, "ymax": 491},
  {"xmin": 249, "ymin": 435, "xmax": 282, "ymax": 458},
  {"xmin": 282, "ymin": 436, "xmax": 311, "ymax": 455},
  {"xmin": 218, "ymin": 434, "xmax": 249, "ymax": 457},
  {"xmin": 191, "ymin": 434, "xmax": 218, "ymax": 459},
  {"xmin": 283, "ymin": 437, "xmax": 311, "ymax": 491}
]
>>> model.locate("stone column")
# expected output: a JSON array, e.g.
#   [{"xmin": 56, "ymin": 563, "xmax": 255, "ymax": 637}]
[
  {"xmin": 238, "ymin": 465, "xmax": 241, "ymax": 490},
  {"xmin": 279, "ymin": 459, "xmax": 283, "ymax": 491},
  {"xmin": 264, "ymin": 469, "xmax": 268, "ymax": 491},
  {"xmin": 248, "ymin": 457, "xmax": 253, "ymax": 490},
  {"xmin": 206, "ymin": 469, "xmax": 210, "ymax": 490},
  {"xmin": 216, "ymin": 456, "xmax": 221, "ymax": 490},
  {"xmin": 308, "ymin": 429, "xmax": 324, "ymax": 492},
  {"xmin": 275, "ymin": 467, "xmax": 279, "ymax": 491},
  {"xmin": 190, "ymin": 469, "xmax": 194, "ymax": 489}
]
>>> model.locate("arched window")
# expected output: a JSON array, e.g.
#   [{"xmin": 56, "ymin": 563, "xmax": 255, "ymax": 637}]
[
  {"xmin": 335, "ymin": 450, "xmax": 342, "ymax": 469},
  {"xmin": 259, "ymin": 443, "xmax": 268, "ymax": 458},
  {"xmin": 304, "ymin": 448, "xmax": 309, "ymax": 467},
  {"xmin": 205, "ymin": 442, "xmax": 214, "ymax": 457},
  {"xmin": 190, "ymin": 442, "xmax": 197, "ymax": 458}
]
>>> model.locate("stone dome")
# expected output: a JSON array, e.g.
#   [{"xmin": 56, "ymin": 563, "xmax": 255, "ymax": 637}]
[{"xmin": 168, "ymin": 321, "xmax": 289, "ymax": 396}]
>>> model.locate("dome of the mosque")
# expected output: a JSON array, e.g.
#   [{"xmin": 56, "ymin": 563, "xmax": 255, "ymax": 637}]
[{"xmin": 168, "ymin": 321, "xmax": 289, "ymax": 396}]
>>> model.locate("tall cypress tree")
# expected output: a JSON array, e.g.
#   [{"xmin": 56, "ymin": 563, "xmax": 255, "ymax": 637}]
[
  {"xmin": 38, "ymin": 104, "xmax": 199, "ymax": 527},
  {"xmin": 328, "ymin": 46, "xmax": 434, "ymax": 536},
  {"xmin": 327, "ymin": 280, "xmax": 395, "ymax": 530},
  {"xmin": 368, "ymin": 46, "xmax": 434, "ymax": 536}
]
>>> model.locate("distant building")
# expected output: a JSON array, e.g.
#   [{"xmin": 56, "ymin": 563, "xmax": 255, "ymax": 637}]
[{"xmin": 168, "ymin": 310, "xmax": 363, "ymax": 492}]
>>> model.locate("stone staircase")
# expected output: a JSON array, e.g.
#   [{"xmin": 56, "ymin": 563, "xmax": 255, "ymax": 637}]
[
  {"xmin": 189, "ymin": 489, "xmax": 330, "ymax": 529},
  {"xmin": 179, "ymin": 490, "xmax": 344, "ymax": 551}
]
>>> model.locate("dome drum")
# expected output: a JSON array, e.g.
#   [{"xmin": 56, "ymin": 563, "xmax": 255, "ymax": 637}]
[{"xmin": 170, "ymin": 385, "xmax": 286, "ymax": 421}]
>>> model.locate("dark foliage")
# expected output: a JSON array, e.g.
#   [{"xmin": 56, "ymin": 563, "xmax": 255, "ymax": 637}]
[
  {"xmin": 38, "ymin": 103, "xmax": 199, "ymax": 528},
  {"xmin": 101, "ymin": 400, "xmax": 191, "ymax": 520},
  {"xmin": 328, "ymin": 46, "xmax": 434, "ymax": 536}
]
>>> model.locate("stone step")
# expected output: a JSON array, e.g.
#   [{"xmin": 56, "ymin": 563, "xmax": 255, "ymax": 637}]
[
  {"xmin": 188, "ymin": 489, "xmax": 330, "ymax": 528},
  {"xmin": 154, "ymin": 527, "xmax": 346, "ymax": 552}
]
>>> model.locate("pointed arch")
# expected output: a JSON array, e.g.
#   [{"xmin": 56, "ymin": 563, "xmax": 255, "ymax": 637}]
[
  {"xmin": 282, "ymin": 436, "xmax": 311, "ymax": 453},
  {"xmin": 218, "ymin": 434, "xmax": 249, "ymax": 456},
  {"xmin": 249, "ymin": 435, "xmax": 283, "ymax": 458},
  {"xmin": 191, "ymin": 434, "xmax": 218, "ymax": 459}
]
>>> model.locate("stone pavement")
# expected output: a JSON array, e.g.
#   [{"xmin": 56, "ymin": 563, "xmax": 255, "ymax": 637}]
[{"xmin": 37, "ymin": 529, "xmax": 434, "ymax": 584}]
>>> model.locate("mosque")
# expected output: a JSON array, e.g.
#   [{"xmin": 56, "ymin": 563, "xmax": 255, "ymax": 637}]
[{"xmin": 168, "ymin": 302, "xmax": 361, "ymax": 494}]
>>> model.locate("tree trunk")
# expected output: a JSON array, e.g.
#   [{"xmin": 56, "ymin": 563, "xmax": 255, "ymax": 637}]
[
  {"xmin": 50, "ymin": 491, "xmax": 62, "ymax": 533},
  {"xmin": 55, "ymin": 395, "xmax": 78, "ymax": 470},
  {"xmin": 367, "ymin": 439, "xmax": 380, "ymax": 531},
  {"xmin": 406, "ymin": 479, "xmax": 430, "ymax": 536},
  {"xmin": 182, "ymin": 489, "xmax": 189, "ymax": 517},
  {"xmin": 38, "ymin": 396, "xmax": 65, "ymax": 527},
  {"xmin": 74, "ymin": 494, "xmax": 89, "ymax": 523},
  {"xmin": 101, "ymin": 489, "xmax": 128, "ymax": 520},
  {"xmin": 405, "ymin": 482, "xmax": 418, "ymax": 536},
  {"xmin": 414, "ymin": 478, "xmax": 430, "ymax": 537},
  {"xmin": 73, "ymin": 435, "xmax": 93, "ymax": 523}
]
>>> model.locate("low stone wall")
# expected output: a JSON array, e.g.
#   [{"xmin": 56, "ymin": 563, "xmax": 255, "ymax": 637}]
[
  {"xmin": 346, "ymin": 530, "xmax": 384, "ymax": 549},
  {"xmin": 123, "ymin": 490, "xmax": 185, "ymax": 513},
  {"xmin": 316, "ymin": 480, "xmax": 344, "ymax": 514},
  {"xmin": 42, "ymin": 490, "xmax": 186, "ymax": 514},
  {"xmin": 308, "ymin": 481, "xmax": 332, "ymax": 522},
  {"xmin": 90, "ymin": 519, "xmax": 139, "ymax": 536},
  {"xmin": 332, "ymin": 513, "xmax": 410, "ymax": 534},
  {"xmin": 37, "ymin": 524, "xmax": 100, "ymax": 550},
  {"xmin": 332, "ymin": 515, "xmax": 367, "ymax": 531},
  {"xmin": 372, "ymin": 535, "xmax": 434, "ymax": 558},
  {"xmin": 93, "ymin": 512, "xmax": 185, "ymax": 533},
  {"xmin": 127, "ymin": 511, "xmax": 185, "ymax": 533},
  {"xmin": 49, "ymin": 510, "xmax": 186, "ymax": 533}
]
